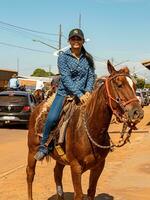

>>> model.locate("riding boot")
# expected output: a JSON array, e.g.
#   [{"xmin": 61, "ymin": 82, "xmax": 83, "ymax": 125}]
[{"xmin": 34, "ymin": 144, "xmax": 48, "ymax": 161}]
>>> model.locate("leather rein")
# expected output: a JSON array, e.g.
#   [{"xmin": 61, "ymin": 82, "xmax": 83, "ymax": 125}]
[{"xmin": 83, "ymin": 73, "xmax": 139, "ymax": 150}]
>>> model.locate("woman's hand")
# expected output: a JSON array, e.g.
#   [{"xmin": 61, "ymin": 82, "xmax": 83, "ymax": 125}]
[
  {"xmin": 85, "ymin": 92, "xmax": 91, "ymax": 98},
  {"xmin": 79, "ymin": 92, "xmax": 91, "ymax": 104}
]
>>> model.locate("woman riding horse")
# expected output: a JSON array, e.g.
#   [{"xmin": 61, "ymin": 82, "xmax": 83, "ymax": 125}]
[
  {"xmin": 34, "ymin": 28, "xmax": 95, "ymax": 161},
  {"xmin": 26, "ymin": 60, "xmax": 144, "ymax": 200}
]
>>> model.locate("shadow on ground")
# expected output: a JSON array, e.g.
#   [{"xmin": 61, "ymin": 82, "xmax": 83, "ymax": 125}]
[
  {"xmin": 0, "ymin": 124, "xmax": 28, "ymax": 130},
  {"xmin": 48, "ymin": 192, "xmax": 114, "ymax": 200}
]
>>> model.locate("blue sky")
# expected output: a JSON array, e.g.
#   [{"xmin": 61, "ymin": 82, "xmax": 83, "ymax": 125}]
[{"xmin": 0, "ymin": 0, "xmax": 150, "ymax": 82}]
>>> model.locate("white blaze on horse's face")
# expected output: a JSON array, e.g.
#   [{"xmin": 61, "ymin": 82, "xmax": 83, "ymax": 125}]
[{"xmin": 126, "ymin": 76, "xmax": 134, "ymax": 91}]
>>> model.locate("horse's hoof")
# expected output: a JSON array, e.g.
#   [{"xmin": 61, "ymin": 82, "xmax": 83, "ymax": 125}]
[{"xmin": 56, "ymin": 194, "xmax": 64, "ymax": 200}]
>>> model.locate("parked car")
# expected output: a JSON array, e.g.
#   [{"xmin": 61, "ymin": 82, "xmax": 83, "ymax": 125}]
[
  {"xmin": 141, "ymin": 90, "xmax": 150, "ymax": 106},
  {"xmin": 136, "ymin": 90, "xmax": 145, "ymax": 107},
  {"xmin": 148, "ymin": 89, "xmax": 150, "ymax": 101},
  {"xmin": 0, "ymin": 90, "xmax": 37, "ymax": 127}
]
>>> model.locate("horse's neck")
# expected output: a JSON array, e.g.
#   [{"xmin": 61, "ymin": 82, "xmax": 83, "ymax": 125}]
[{"xmin": 85, "ymin": 86, "xmax": 112, "ymax": 134}]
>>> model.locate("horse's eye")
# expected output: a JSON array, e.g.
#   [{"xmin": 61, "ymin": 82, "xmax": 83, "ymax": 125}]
[
  {"xmin": 117, "ymin": 83, "xmax": 122, "ymax": 88},
  {"xmin": 115, "ymin": 79, "xmax": 123, "ymax": 88}
]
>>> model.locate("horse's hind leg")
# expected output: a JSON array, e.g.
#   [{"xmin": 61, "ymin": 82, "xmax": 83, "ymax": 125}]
[
  {"xmin": 87, "ymin": 160, "xmax": 105, "ymax": 200},
  {"xmin": 54, "ymin": 161, "xmax": 65, "ymax": 200},
  {"xmin": 26, "ymin": 151, "xmax": 37, "ymax": 200}
]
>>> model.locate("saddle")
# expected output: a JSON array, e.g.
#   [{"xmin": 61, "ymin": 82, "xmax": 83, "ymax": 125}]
[
  {"xmin": 34, "ymin": 95, "xmax": 78, "ymax": 163},
  {"xmin": 45, "ymin": 96, "xmax": 77, "ymax": 146},
  {"xmin": 34, "ymin": 93, "xmax": 56, "ymax": 137}
]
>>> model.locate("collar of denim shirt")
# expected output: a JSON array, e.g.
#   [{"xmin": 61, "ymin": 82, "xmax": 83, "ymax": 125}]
[{"xmin": 65, "ymin": 48, "xmax": 84, "ymax": 59}]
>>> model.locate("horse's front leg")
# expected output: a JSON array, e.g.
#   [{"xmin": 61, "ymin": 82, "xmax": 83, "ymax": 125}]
[
  {"xmin": 87, "ymin": 160, "xmax": 105, "ymax": 200},
  {"xmin": 54, "ymin": 161, "xmax": 65, "ymax": 200},
  {"xmin": 70, "ymin": 160, "xmax": 84, "ymax": 200},
  {"xmin": 26, "ymin": 150, "xmax": 37, "ymax": 200}
]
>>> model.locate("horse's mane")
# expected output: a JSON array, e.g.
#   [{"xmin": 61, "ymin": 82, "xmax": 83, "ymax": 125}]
[
  {"xmin": 85, "ymin": 83, "xmax": 106, "ymax": 119},
  {"xmin": 119, "ymin": 66, "xmax": 130, "ymax": 74},
  {"xmin": 84, "ymin": 66, "xmax": 130, "ymax": 119}
]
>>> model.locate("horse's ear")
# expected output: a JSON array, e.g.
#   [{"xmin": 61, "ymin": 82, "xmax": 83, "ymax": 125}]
[{"xmin": 107, "ymin": 60, "xmax": 116, "ymax": 74}]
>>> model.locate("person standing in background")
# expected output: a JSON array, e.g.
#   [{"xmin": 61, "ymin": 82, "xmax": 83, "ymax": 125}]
[
  {"xmin": 35, "ymin": 79, "xmax": 44, "ymax": 91},
  {"xmin": 8, "ymin": 74, "xmax": 20, "ymax": 90}
]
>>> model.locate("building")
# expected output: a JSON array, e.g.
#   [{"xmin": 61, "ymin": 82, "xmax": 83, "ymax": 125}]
[
  {"xmin": 142, "ymin": 60, "xmax": 150, "ymax": 70},
  {"xmin": 0, "ymin": 69, "xmax": 18, "ymax": 91},
  {"xmin": 0, "ymin": 68, "xmax": 58, "ymax": 91},
  {"xmin": 18, "ymin": 75, "xmax": 54, "ymax": 91}
]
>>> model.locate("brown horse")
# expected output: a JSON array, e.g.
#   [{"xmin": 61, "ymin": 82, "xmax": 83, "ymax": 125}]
[
  {"xmin": 33, "ymin": 89, "xmax": 45, "ymax": 104},
  {"xmin": 26, "ymin": 61, "xmax": 144, "ymax": 200}
]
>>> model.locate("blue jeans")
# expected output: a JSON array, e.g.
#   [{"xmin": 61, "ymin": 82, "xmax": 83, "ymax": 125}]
[{"xmin": 39, "ymin": 94, "xmax": 65, "ymax": 153}]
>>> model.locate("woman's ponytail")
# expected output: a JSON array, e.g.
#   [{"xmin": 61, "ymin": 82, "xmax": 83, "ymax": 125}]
[{"xmin": 82, "ymin": 46, "xmax": 95, "ymax": 69}]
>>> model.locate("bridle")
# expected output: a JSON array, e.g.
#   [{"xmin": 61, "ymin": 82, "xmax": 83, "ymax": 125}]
[
  {"xmin": 83, "ymin": 73, "xmax": 139, "ymax": 150},
  {"xmin": 105, "ymin": 73, "xmax": 138, "ymax": 123}
]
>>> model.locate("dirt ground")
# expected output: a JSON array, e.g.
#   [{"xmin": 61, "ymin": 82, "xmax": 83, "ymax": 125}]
[{"xmin": 0, "ymin": 106, "xmax": 150, "ymax": 200}]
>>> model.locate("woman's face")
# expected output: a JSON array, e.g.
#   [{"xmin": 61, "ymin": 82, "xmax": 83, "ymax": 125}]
[{"xmin": 69, "ymin": 36, "xmax": 84, "ymax": 50}]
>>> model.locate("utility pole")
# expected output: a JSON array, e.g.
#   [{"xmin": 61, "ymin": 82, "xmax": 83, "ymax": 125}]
[
  {"xmin": 48, "ymin": 65, "xmax": 51, "ymax": 82},
  {"xmin": 79, "ymin": 14, "xmax": 81, "ymax": 29},
  {"xmin": 58, "ymin": 24, "xmax": 62, "ymax": 50},
  {"xmin": 17, "ymin": 57, "xmax": 19, "ymax": 75},
  {"xmin": 111, "ymin": 57, "xmax": 114, "ymax": 64}
]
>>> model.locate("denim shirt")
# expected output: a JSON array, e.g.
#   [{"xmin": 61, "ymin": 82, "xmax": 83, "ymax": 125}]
[{"xmin": 57, "ymin": 49, "xmax": 95, "ymax": 98}]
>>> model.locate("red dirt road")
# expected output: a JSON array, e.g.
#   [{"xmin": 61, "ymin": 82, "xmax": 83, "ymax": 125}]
[{"xmin": 0, "ymin": 106, "xmax": 150, "ymax": 200}]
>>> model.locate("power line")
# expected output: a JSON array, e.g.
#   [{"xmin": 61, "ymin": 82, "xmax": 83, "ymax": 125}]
[
  {"xmin": 0, "ymin": 25, "xmax": 59, "ymax": 43},
  {"xmin": 0, "ymin": 41, "xmax": 51, "ymax": 54},
  {"xmin": 0, "ymin": 20, "xmax": 58, "ymax": 36}
]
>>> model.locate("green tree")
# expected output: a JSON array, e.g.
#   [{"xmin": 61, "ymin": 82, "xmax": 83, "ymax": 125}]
[
  {"xmin": 145, "ymin": 83, "xmax": 150, "ymax": 89},
  {"xmin": 136, "ymin": 78, "xmax": 145, "ymax": 89},
  {"xmin": 133, "ymin": 74, "xmax": 145, "ymax": 89},
  {"xmin": 31, "ymin": 68, "xmax": 54, "ymax": 77}
]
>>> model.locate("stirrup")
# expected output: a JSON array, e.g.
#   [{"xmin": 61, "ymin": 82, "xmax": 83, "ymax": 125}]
[
  {"xmin": 34, "ymin": 151, "xmax": 45, "ymax": 161},
  {"xmin": 55, "ymin": 145, "xmax": 69, "ymax": 164}
]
